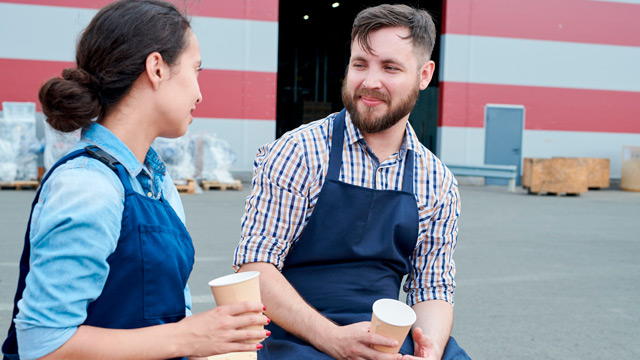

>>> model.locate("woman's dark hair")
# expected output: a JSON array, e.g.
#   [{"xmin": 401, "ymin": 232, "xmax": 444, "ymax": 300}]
[{"xmin": 39, "ymin": 0, "xmax": 191, "ymax": 132}]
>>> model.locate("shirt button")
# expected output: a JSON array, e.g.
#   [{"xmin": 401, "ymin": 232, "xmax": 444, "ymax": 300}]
[{"xmin": 147, "ymin": 192, "xmax": 153, "ymax": 197}]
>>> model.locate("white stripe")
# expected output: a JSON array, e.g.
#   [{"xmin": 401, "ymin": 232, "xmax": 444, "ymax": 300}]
[
  {"xmin": 0, "ymin": 3, "xmax": 278, "ymax": 73},
  {"xmin": 191, "ymin": 17, "xmax": 278, "ymax": 73},
  {"xmin": 438, "ymin": 126, "xmax": 640, "ymax": 178},
  {"xmin": 590, "ymin": 0, "xmax": 640, "ymax": 4},
  {"xmin": 440, "ymin": 34, "xmax": 640, "ymax": 92},
  {"xmin": 0, "ymin": 3, "xmax": 97, "ymax": 62},
  {"xmin": 190, "ymin": 117, "xmax": 275, "ymax": 173}
]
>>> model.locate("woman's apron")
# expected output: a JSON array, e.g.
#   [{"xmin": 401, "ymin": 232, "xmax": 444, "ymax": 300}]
[{"xmin": 2, "ymin": 146, "xmax": 194, "ymax": 360}]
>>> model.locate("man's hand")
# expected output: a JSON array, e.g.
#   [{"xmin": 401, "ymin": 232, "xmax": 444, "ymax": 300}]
[
  {"xmin": 400, "ymin": 327, "xmax": 441, "ymax": 360},
  {"xmin": 317, "ymin": 322, "xmax": 403, "ymax": 360}
]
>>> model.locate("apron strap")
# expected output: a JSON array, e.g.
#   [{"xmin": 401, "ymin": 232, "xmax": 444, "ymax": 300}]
[
  {"xmin": 3, "ymin": 146, "xmax": 132, "ymax": 359},
  {"xmin": 327, "ymin": 109, "xmax": 347, "ymax": 181},
  {"xmin": 402, "ymin": 150, "xmax": 414, "ymax": 193}
]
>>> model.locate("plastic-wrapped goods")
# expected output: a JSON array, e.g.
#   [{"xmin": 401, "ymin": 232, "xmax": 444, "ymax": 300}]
[
  {"xmin": 191, "ymin": 131, "xmax": 236, "ymax": 183},
  {"xmin": 0, "ymin": 102, "xmax": 41, "ymax": 181},
  {"xmin": 0, "ymin": 138, "xmax": 18, "ymax": 182},
  {"xmin": 152, "ymin": 135, "xmax": 195, "ymax": 181},
  {"xmin": 43, "ymin": 122, "xmax": 81, "ymax": 173}
]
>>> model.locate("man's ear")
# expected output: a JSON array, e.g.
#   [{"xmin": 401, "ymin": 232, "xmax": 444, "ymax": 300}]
[
  {"xmin": 144, "ymin": 52, "xmax": 167, "ymax": 90},
  {"xmin": 419, "ymin": 60, "xmax": 435, "ymax": 90}
]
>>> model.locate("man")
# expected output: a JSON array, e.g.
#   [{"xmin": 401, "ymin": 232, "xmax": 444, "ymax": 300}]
[{"xmin": 234, "ymin": 4, "xmax": 469, "ymax": 360}]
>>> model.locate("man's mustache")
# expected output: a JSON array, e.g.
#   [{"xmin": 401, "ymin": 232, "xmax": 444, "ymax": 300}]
[{"xmin": 354, "ymin": 88, "xmax": 390, "ymax": 103}]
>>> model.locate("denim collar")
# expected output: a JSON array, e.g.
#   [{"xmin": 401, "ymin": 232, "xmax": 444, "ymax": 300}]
[{"xmin": 80, "ymin": 122, "xmax": 167, "ymax": 179}]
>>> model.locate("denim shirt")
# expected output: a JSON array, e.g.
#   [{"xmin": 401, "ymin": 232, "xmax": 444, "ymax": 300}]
[{"xmin": 14, "ymin": 123, "xmax": 192, "ymax": 360}]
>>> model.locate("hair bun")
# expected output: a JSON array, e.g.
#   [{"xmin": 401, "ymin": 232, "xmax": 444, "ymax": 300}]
[
  {"xmin": 62, "ymin": 68, "xmax": 99, "ymax": 93},
  {"xmin": 39, "ymin": 68, "xmax": 102, "ymax": 133}
]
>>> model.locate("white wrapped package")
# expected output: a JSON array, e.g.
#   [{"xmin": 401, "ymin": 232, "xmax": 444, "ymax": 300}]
[
  {"xmin": 1, "ymin": 102, "xmax": 41, "ymax": 181},
  {"xmin": 0, "ymin": 139, "xmax": 18, "ymax": 182},
  {"xmin": 152, "ymin": 135, "xmax": 195, "ymax": 180},
  {"xmin": 191, "ymin": 131, "xmax": 236, "ymax": 183},
  {"xmin": 44, "ymin": 122, "xmax": 81, "ymax": 173}
]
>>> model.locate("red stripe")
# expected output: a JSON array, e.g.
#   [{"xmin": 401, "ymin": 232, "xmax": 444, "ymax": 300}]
[
  {"xmin": 196, "ymin": 69, "xmax": 276, "ymax": 120},
  {"xmin": 0, "ymin": 0, "xmax": 279, "ymax": 21},
  {"xmin": 439, "ymin": 81, "xmax": 640, "ymax": 134},
  {"xmin": 443, "ymin": 0, "xmax": 640, "ymax": 47},
  {"xmin": 0, "ymin": 58, "xmax": 71, "ymax": 111},
  {"xmin": 0, "ymin": 58, "xmax": 276, "ymax": 120}
]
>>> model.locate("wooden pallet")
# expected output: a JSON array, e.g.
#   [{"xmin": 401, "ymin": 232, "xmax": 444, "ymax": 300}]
[
  {"xmin": 584, "ymin": 158, "xmax": 610, "ymax": 189},
  {"xmin": 201, "ymin": 179, "xmax": 242, "ymax": 191},
  {"xmin": 208, "ymin": 352, "xmax": 257, "ymax": 360},
  {"xmin": 522, "ymin": 158, "xmax": 588, "ymax": 195},
  {"xmin": 526, "ymin": 189, "xmax": 582, "ymax": 196},
  {"xmin": 174, "ymin": 178, "xmax": 196, "ymax": 194},
  {"xmin": 0, "ymin": 180, "xmax": 39, "ymax": 190},
  {"xmin": 621, "ymin": 146, "xmax": 640, "ymax": 192}
]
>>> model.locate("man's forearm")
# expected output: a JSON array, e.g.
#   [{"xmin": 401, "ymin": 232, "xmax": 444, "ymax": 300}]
[
  {"xmin": 238, "ymin": 262, "xmax": 336, "ymax": 350},
  {"xmin": 412, "ymin": 300, "xmax": 453, "ymax": 358}
]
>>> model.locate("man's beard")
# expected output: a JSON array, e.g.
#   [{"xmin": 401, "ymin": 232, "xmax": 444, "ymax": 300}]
[{"xmin": 342, "ymin": 80, "xmax": 420, "ymax": 134}]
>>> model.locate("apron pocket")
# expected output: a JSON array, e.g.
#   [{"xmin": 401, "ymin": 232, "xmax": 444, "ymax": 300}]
[{"xmin": 139, "ymin": 224, "xmax": 193, "ymax": 319}]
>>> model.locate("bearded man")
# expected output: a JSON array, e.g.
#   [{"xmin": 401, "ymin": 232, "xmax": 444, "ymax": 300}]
[{"xmin": 234, "ymin": 4, "xmax": 470, "ymax": 360}]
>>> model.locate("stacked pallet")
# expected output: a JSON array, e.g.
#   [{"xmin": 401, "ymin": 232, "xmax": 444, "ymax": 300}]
[
  {"xmin": 200, "ymin": 179, "xmax": 243, "ymax": 191},
  {"xmin": 0, "ymin": 180, "xmax": 39, "ymax": 190},
  {"xmin": 522, "ymin": 157, "xmax": 610, "ymax": 196},
  {"xmin": 174, "ymin": 178, "xmax": 196, "ymax": 194}
]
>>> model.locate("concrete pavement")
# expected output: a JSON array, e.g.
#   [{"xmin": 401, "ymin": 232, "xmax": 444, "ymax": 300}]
[{"xmin": 1, "ymin": 184, "xmax": 639, "ymax": 359}]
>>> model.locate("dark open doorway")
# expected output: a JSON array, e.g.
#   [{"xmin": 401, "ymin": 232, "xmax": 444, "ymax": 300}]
[{"xmin": 276, "ymin": 0, "xmax": 443, "ymax": 152}]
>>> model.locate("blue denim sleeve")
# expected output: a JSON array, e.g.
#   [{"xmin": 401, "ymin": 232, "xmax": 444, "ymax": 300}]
[{"xmin": 15, "ymin": 159, "xmax": 124, "ymax": 360}]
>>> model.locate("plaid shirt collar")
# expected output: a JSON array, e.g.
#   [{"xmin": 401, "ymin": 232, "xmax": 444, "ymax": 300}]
[{"xmin": 344, "ymin": 110, "xmax": 423, "ymax": 160}]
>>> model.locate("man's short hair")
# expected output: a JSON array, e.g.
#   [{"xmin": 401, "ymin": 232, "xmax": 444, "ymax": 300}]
[{"xmin": 351, "ymin": 4, "xmax": 436, "ymax": 62}]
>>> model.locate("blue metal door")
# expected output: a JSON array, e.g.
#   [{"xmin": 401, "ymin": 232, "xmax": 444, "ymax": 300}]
[{"xmin": 484, "ymin": 105, "xmax": 524, "ymax": 186}]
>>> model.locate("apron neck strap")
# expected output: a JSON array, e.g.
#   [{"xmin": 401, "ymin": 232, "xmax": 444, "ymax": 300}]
[
  {"xmin": 327, "ymin": 109, "xmax": 347, "ymax": 181},
  {"xmin": 402, "ymin": 149, "xmax": 414, "ymax": 193}
]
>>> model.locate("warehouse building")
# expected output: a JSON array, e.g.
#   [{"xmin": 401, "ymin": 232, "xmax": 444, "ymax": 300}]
[{"xmin": 1, "ymin": 0, "xmax": 639, "ymax": 181}]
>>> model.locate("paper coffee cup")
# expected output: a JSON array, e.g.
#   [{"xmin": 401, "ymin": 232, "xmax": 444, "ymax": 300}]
[
  {"xmin": 370, "ymin": 298, "xmax": 417, "ymax": 354},
  {"xmin": 209, "ymin": 271, "xmax": 263, "ymax": 343}
]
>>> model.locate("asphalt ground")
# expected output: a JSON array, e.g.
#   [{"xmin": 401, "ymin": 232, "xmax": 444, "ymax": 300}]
[{"xmin": 1, "ymin": 184, "xmax": 639, "ymax": 359}]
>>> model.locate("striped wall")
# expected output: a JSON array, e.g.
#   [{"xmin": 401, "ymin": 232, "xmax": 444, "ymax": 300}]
[
  {"xmin": 438, "ymin": 0, "xmax": 640, "ymax": 178},
  {"xmin": 0, "ymin": 0, "xmax": 278, "ymax": 172}
]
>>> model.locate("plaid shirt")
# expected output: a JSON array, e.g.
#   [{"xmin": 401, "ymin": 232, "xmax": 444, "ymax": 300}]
[{"xmin": 234, "ymin": 111, "xmax": 460, "ymax": 306}]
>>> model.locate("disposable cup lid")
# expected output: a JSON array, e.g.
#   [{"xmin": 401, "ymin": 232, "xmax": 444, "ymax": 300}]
[
  {"xmin": 372, "ymin": 298, "xmax": 417, "ymax": 327},
  {"xmin": 208, "ymin": 271, "xmax": 260, "ymax": 287}
]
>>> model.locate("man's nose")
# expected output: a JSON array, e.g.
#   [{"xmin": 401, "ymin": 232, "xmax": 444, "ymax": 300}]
[{"xmin": 361, "ymin": 68, "xmax": 382, "ymax": 89}]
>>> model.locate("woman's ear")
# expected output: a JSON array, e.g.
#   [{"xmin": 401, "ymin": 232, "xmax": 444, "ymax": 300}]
[{"xmin": 144, "ymin": 52, "xmax": 166, "ymax": 90}]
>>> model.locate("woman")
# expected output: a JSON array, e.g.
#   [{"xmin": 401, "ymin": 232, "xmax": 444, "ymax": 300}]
[{"xmin": 1, "ymin": 1, "xmax": 268, "ymax": 359}]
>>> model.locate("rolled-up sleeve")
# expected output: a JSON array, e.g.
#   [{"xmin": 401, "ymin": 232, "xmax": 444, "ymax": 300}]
[
  {"xmin": 15, "ymin": 165, "xmax": 122, "ymax": 360},
  {"xmin": 234, "ymin": 136, "xmax": 311, "ymax": 271},
  {"xmin": 404, "ymin": 180, "xmax": 460, "ymax": 307}
]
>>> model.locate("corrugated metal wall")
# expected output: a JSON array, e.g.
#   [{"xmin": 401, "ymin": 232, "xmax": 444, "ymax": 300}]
[
  {"xmin": 0, "ymin": 0, "xmax": 279, "ymax": 173},
  {"xmin": 438, "ymin": 0, "xmax": 640, "ymax": 178}
]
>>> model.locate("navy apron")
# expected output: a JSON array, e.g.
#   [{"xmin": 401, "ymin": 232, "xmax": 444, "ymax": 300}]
[
  {"xmin": 3, "ymin": 146, "xmax": 194, "ymax": 360},
  {"xmin": 261, "ymin": 109, "xmax": 418, "ymax": 358}
]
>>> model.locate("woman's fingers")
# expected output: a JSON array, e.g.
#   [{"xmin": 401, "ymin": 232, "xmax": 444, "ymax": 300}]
[
  {"xmin": 219, "ymin": 301, "xmax": 265, "ymax": 316},
  {"xmin": 228, "ymin": 328, "xmax": 271, "ymax": 343}
]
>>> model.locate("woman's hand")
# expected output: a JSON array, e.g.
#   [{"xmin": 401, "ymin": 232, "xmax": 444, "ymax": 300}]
[{"xmin": 175, "ymin": 301, "xmax": 270, "ymax": 357}]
